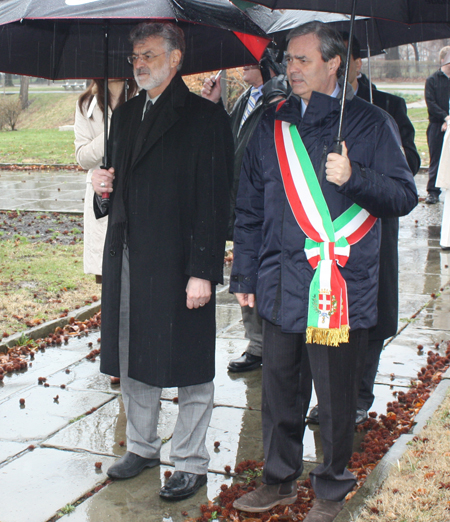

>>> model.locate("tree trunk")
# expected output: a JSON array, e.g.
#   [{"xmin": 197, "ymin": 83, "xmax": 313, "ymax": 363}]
[
  {"xmin": 411, "ymin": 43, "xmax": 420, "ymax": 75},
  {"xmin": 4, "ymin": 74, "xmax": 14, "ymax": 87},
  {"xmin": 19, "ymin": 76, "xmax": 30, "ymax": 109},
  {"xmin": 385, "ymin": 47, "xmax": 401, "ymax": 79}
]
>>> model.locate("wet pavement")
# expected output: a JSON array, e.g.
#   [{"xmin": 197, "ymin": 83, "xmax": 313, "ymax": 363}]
[{"xmin": 0, "ymin": 170, "xmax": 449, "ymax": 521}]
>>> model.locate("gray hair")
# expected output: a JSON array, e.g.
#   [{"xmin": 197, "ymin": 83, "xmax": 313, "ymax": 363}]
[
  {"xmin": 130, "ymin": 22, "xmax": 186, "ymax": 71},
  {"xmin": 286, "ymin": 21, "xmax": 346, "ymax": 78}
]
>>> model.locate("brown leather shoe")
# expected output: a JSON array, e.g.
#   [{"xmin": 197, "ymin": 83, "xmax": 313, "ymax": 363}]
[
  {"xmin": 233, "ymin": 481, "xmax": 297, "ymax": 512},
  {"xmin": 303, "ymin": 499, "xmax": 345, "ymax": 521}
]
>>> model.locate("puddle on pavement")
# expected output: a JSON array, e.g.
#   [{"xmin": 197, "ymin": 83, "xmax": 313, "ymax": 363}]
[{"xmin": 46, "ymin": 397, "xmax": 176, "ymax": 458}]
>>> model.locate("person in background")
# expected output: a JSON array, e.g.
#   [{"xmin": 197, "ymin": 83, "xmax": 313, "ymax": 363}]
[
  {"xmin": 75, "ymin": 79, "xmax": 138, "ymax": 386},
  {"xmin": 307, "ymin": 34, "xmax": 420, "ymax": 426},
  {"xmin": 202, "ymin": 47, "xmax": 289, "ymax": 373},
  {"xmin": 424, "ymin": 46, "xmax": 450, "ymax": 204},
  {"xmin": 436, "ymin": 75, "xmax": 450, "ymax": 250},
  {"xmin": 92, "ymin": 22, "xmax": 233, "ymax": 501},
  {"xmin": 74, "ymin": 78, "xmax": 138, "ymax": 284}
]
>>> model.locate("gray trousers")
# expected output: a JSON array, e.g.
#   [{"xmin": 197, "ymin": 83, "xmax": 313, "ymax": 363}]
[
  {"xmin": 241, "ymin": 301, "xmax": 263, "ymax": 357},
  {"xmin": 119, "ymin": 247, "xmax": 214, "ymax": 474}
]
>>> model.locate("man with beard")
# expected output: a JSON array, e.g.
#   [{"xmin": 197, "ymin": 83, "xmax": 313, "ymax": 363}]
[{"xmin": 91, "ymin": 22, "xmax": 233, "ymax": 501}]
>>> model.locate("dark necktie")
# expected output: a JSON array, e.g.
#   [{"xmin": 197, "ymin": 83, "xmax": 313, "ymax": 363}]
[{"xmin": 143, "ymin": 99, "xmax": 153, "ymax": 120}]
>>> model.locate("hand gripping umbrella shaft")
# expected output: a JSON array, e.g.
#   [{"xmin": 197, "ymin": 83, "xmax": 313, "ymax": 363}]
[
  {"xmin": 100, "ymin": 23, "xmax": 110, "ymax": 213},
  {"xmin": 333, "ymin": 0, "xmax": 357, "ymax": 154}
]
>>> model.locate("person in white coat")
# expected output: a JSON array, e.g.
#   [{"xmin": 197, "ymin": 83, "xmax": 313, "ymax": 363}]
[
  {"xmin": 74, "ymin": 79, "xmax": 138, "ymax": 283},
  {"xmin": 437, "ymin": 127, "xmax": 450, "ymax": 249}
]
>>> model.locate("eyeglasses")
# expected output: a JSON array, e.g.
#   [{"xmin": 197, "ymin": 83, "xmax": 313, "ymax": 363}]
[{"xmin": 127, "ymin": 51, "xmax": 167, "ymax": 65}]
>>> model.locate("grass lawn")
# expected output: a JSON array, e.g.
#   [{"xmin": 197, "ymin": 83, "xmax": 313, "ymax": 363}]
[
  {"xmin": 407, "ymin": 106, "xmax": 429, "ymax": 166},
  {"xmin": 0, "ymin": 128, "xmax": 76, "ymax": 164},
  {"xmin": 0, "ymin": 237, "xmax": 99, "ymax": 336},
  {"xmin": 0, "ymin": 91, "xmax": 77, "ymax": 164}
]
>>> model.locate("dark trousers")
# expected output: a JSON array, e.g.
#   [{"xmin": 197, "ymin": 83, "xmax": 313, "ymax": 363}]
[
  {"xmin": 427, "ymin": 122, "xmax": 444, "ymax": 196},
  {"xmin": 357, "ymin": 338, "xmax": 384, "ymax": 411},
  {"xmin": 261, "ymin": 320, "xmax": 368, "ymax": 502}
]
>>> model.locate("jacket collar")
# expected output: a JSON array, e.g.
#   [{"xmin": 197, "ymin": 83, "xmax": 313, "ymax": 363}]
[{"xmin": 275, "ymin": 78, "xmax": 354, "ymax": 125}]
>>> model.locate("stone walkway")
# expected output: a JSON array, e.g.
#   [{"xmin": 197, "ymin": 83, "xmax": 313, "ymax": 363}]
[{"xmin": 0, "ymin": 171, "xmax": 449, "ymax": 521}]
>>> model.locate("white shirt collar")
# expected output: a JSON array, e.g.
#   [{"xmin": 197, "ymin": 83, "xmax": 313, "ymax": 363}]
[{"xmin": 301, "ymin": 82, "xmax": 340, "ymax": 116}]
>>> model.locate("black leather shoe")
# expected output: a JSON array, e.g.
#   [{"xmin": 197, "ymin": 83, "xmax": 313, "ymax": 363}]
[
  {"xmin": 107, "ymin": 451, "xmax": 160, "ymax": 479},
  {"xmin": 355, "ymin": 408, "xmax": 368, "ymax": 425},
  {"xmin": 160, "ymin": 471, "xmax": 207, "ymax": 501},
  {"xmin": 307, "ymin": 405, "xmax": 368, "ymax": 426},
  {"xmin": 425, "ymin": 193, "xmax": 439, "ymax": 204},
  {"xmin": 227, "ymin": 352, "xmax": 262, "ymax": 373},
  {"xmin": 306, "ymin": 404, "xmax": 320, "ymax": 424}
]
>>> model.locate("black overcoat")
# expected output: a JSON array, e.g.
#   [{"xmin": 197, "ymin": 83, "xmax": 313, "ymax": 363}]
[
  {"xmin": 97, "ymin": 75, "xmax": 234, "ymax": 388},
  {"xmin": 357, "ymin": 83, "xmax": 420, "ymax": 340}
]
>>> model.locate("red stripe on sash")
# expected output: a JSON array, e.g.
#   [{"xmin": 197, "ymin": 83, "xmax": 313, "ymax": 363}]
[{"xmin": 275, "ymin": 119, "xmax": 323, "ymax": 242}]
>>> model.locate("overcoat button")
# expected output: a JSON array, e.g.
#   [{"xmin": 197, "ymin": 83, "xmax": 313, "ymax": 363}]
[{"xmin": 110, "ymin": 250, "xmax": 116, "ymax": 257}]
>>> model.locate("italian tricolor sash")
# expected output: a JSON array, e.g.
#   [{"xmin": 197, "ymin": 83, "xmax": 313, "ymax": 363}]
[{"xmin": 274, "ymin": 112, "xmax": 377, "ymax": 347}]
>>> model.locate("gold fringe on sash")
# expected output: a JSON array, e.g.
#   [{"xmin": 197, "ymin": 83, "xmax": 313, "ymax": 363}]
[{"xmin": 306, "ymin": 325, "xmax": 350, "ymax": 347}]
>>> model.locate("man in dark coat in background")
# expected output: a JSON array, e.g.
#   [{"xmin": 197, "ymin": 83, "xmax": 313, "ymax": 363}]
[
  {"xmin": 230, "ymin": 22, "xmax": 417, "ymax": 522},
  {"xmin": 425, "ymin": 45, "xmax": 450, "ymax": 204},
  {"xmin": 92, "ymin": 22, "xmax": 233, "ymax": 501},
  {"xmin": 202, "ymin": 48, "xmax": 289, "ymax": 373},
  {"xmin": 308, "ymin": 34, "xmax": 421, "ymax": 426}
]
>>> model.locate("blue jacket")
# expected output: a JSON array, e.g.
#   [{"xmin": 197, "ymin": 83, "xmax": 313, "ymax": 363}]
[{"xmin": 230, "ymin": 90, "xmax": 418, "ymax": 333}]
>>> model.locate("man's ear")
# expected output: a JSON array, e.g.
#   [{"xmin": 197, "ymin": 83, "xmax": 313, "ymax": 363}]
[
  {"xmin": 328, "ymin": 55, "xmax": 341, "ymax": 75},
  {"xmin": 170, "ymin": 49, "xmax": 182, "ymax": 69},
  {"xmin": 355, "ymin": 57, "xmax": 362, "ymax": 76}
]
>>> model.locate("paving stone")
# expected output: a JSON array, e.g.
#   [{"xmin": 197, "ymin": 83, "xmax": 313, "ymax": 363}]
[
  {"xmin": 0, "ymin": 447, "xmax": 115, "ymax": 522},
  {"xmin": 0, "ymin": 440, "xmax": 28, "ymax": 464},
  {"xmin": 45, "ymin": 397, "xmax": 177, "ymax": 457},
  {"xmin": 0, "ymin": 385, "xmax": 114, "ymax": 441},
  {"xmin": 58, "ymin": 465, "xmax": 233, "ymax": 522}
]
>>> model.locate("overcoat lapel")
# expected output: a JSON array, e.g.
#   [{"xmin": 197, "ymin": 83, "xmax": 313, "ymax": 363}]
[{"xmin": 131, "ymin": 75, "xmax": 188, "ymax": 168}]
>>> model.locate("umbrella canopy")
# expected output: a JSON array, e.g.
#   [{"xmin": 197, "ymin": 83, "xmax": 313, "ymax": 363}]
[
  {"xmin": 0, "ymin": 0, "xmax": 271, "ymax": 79},
  {"xmin": 240, "ymin": 0, "xmax": 450, "ymax": 24},
  {"xmin": 267, "ymin": 11, "xmax": 450, "ymax": 56}
]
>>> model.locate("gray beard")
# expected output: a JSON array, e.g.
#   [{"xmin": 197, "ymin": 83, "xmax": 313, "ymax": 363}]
[{"xmin": 134, "ymin": 61, "xmax": 171, "ymax": 91}]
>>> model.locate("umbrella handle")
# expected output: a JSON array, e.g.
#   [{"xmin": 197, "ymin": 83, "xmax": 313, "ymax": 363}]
[
  {"xmin": 100, "ymin": 163, "xmax": 110, "ymax": 213},
  {"xmin": 332, "ymin": 139, "xmax": 342, "ymax": 155}
]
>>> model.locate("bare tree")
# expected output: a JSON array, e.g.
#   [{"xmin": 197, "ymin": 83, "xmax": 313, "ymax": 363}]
[
  {"xmin": 19, "ymin": 76, "xmax": 30, "ymax": 109},
  {"xmin": 0, "ymin": 95, "xmax": 22, "ymax": 131},
  {"xmin": 4, "ymin": 74, "xmax": 14, "ymax": 87},
  {"xmin": 385, "ymin": 46, "xmax": 401, "ymax": 78}
]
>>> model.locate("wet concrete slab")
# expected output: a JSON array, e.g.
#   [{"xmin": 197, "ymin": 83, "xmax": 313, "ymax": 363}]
[
  {"xmin": 159, "ymin": 405, "xmax": 264, "ymax": 474},
  {"xmin": 48, "ymin": 357, "xmax": 118, "ymax": 393},
  {"xmin": 57, "ymin": 465, "xmax": 232, "ymax": 522},
  {"xmin": 216, "ymin": 304, "xmax": 242, "ymax": 334},
  {"xmin": 45, "ymin": 397, "xmax": 177, "ymax": 458},
  {"xmin": 0, "ymin": 333, "xmax": 102, "ymax": 401},
  {"xmin": 0, "ymin": 170, "xmax": 86, "ymax": 213},
  {"xmin": 0, "ymin": 385, "xmax": 114, "ymax": 441},
  {"xmin": 0, "ymin": 447, "xmax": 115, "ymax": 522},
  {"xmin": 0, "ymin": 440, "xmax": 28, "ymax": 464}
]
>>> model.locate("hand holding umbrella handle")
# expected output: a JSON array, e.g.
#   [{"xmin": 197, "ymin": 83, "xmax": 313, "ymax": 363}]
[
  {"xmin": 332, "ymin": 139, "xmax": 342, "ymax": 155},
  {"xmin": 100, "ymin": 163, "xmax": 110, "ymax": 213}
]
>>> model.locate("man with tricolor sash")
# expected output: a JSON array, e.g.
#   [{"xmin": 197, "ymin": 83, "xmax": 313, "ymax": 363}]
[{"xmin": 230, "ymin": 21, "xmax": 418, "ymax": 522}]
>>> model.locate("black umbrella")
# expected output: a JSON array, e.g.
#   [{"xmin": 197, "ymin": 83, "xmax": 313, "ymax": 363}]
[
  {"xmin": 0, "ymin": 0, "xmax": 271, "ymax": 207},
  {"xmin": 237, "ymin": 0, "xmax": 450, "ymax": 147},
  {"xmin": 240, "ymin": 0, "xmax": 450, "ymax": 24},
  {"xmin": 267, "ymin": 11, "xmax": 450, "ymax": 57},
  {"xmin": 0, "ymin": 0, "xmax": 270, "ymax": 79}
]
